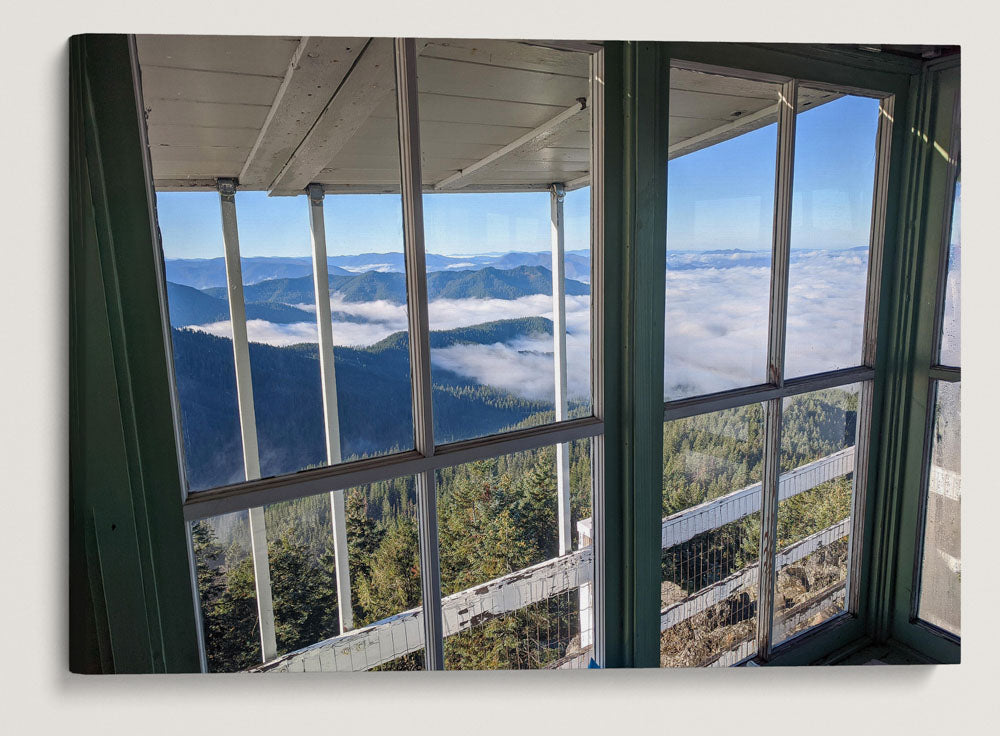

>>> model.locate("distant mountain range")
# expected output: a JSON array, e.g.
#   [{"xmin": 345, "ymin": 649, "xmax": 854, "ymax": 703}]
[
  {"xmin": 166, "ymin": 248, "xmax": 866, "ymax": 291},
  {"xmin": 165, "ymin": 251, "xmax": 593, "ymax": 289},
  {"xmin": 175, "ymin": 265, "xmax": 588, "ymax": 317}
]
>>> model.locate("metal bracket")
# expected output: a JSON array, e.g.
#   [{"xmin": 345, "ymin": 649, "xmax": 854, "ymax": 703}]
[
  {"xmin": 216, "ymin": 177, "xmax": 238, "ymax": 198},
  {"xmin": 550, "ymin": 182, "xmax": 567, "ymax": 202},
  {"xmin": 307, "ymin": 182, "xmax": 325, "ymax": 203}
]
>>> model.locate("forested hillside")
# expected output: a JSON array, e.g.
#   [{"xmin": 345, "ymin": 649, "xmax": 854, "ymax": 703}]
[{"xmin": 172, "ymin": 318, "xmax": 565, "ymax": 490}]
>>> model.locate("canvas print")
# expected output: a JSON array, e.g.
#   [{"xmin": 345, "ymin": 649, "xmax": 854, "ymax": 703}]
[{"xmin": 69, "ymin": 35, "xmax": 960, "ymax": 673}]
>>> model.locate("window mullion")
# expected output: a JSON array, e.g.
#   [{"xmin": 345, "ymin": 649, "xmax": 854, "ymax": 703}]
[
  {"xmin": 847, "ymin": 94, "xmax": 895, "ymax": 614},
  {"xmin": 589, "ymin": 47, "xmax": 607, "ymax": 667},
  {"xmin": 757, "ymin": 78, "xmax": 797, "ymax": 661},
  {"xmin": 394, "ymin": 37, "xmax": 444, "ymax": 670},
  {"xmin": 862, "ymin": 96, "xmax": 895, "ymax": 369},
  {"xmin": 216, "ymin": 177, "xmax": 277, "ymax": 663}
]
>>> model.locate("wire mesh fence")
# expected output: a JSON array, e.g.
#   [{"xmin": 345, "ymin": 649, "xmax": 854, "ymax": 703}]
[
  {"xmin": 442, "ymin": 588, "xmax": 586, "ymax": 670},
  {"xmin": 660, "ymin": 516, "xmax": 759, "ymax": 667}
]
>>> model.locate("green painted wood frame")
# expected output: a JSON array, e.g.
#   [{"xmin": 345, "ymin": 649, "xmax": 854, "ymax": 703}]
[
  {"xmin": 882, "ymin": 56, "xmax": 960, "ymax": 664},
  {"xmin": 69, "ymin": 34, "xmax": 202, "ymax": 673},
  {"xmin": 600, "ymin": 41, "xmax": 669, "ymax": 668},
  {"xmin": 600, "ymin": 42, "xmax": 964, "ymax": 667}
]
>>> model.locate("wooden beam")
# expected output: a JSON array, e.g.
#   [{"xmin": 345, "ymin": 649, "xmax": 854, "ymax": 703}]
[
  {"xmin": 238, "ymin": 37, "xmax": 367, "ymax": 189},
  {"xmin": 433, "ymin": 100, "xmax": 588, "ymax": 190},
  {"xmin": 268, "ymin": 38, "xmax": 397, "ymax": 195}
]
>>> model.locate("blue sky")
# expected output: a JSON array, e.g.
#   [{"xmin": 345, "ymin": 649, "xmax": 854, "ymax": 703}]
[
  {"xmin": 157, "ymin": 94, "xmax": 878, "ymax": 259},
  {"xmin": 668, "ymin": 94, "xmax": 879, "ymax": 252},
  {"xmin": 157, "ymin": 187, "xmax": 591, "ymax": 259}
]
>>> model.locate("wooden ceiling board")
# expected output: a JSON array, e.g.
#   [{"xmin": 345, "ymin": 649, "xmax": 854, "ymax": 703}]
[
  {"xmin": 136, "ymin": 34, "xmax": 298, "ymax": 77},
  {"xmin": 146, "ymin": 124, "xmax": 261, "ymax": 148},
  {"xmin": 670, "ymin": 67, "xmax": 783, "ymax": 99},
  {"xmin": 669, "ymin": 88, "xmax": 777, "ymax": 123},
  {"xmin": 373, "ymin": 92, "xmax": 568, "ymax": 131},
  {"xmin": 149, "ymin": 145, "xmax": 250, "ymax": 163},
  {"xmin": 153, "ymin": 160, "xmax": 244, "ymax": 179},
  {"xmin": 416, "ymin": 56, "xmax": 589, "ymax": 108},
  {"xmin": 419, "ymin": 39, "xmax": 589, "ymax": 78},
  {"xmin": 143, "ymin": 99, "xmax": 271, "ymax": 130},
  {"xmin": 141, "ymin": 37, "xmax": 834, "ymax": 193},
  {"xmin": 140, "ymin": 66, "xmax": 283, "ymax": 107}
]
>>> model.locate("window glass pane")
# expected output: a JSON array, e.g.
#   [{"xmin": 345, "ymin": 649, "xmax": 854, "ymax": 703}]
[
  {"xmin": 145, "ymin": 35, "xmax": 414, "ymax": 491},
  {"xmin": 660, "ymin": 405, "xmax": 765, "ymax": 667},
  {"xmin": 773, "ymin": 383, "xmax": 860, "ymax": 646},
  {"xmin": 192, "ymin": 477, "xmax": 425, "ymax": 672},
  {"xmin": 917, "ymin": 380, "xmax": 961, "ymax": 636},
  {"xmin": 158, "ymin": 191, "xmax": 246, "ymax": 491},
  {"xmin": 415, "ymin": 39, "xmax": 593, "ymax": 443},
  {"xmin": 665, "ymin": 67, "xmax": 783, "ymax": 399},
  {"xmin": 785, "ymin": 93, "xmax": 880, "ymax": 378},
  {"xmin": 436, "ymin": 444, "xmax": 594, "ymax": 669},
  {"xmin": 939, "ymin": 175, "xmax": 961, "ymax": 366}
]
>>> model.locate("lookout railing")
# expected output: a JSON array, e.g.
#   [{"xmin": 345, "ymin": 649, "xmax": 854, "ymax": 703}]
[{"xmin": 252, "ymin": 447, "xmax": 855, "ymax": 672}]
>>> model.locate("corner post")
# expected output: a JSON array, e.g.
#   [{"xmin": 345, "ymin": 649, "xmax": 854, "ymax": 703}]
[
  {"xmin": 550, "ymin": 182, "xmax": 572, "ymax": 555},
  {"xmin": 216, "ymin": 177, "xmax": 277, "ymax": 662},
  {"xmin": 307, "ymin": 183, "xmax": 354, "ymax": 634}
]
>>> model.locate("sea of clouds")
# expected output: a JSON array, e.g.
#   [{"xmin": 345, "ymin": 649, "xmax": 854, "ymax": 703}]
[{"xmin": 188, "ymin": 249, "xmax": 872, "ymax": 404}]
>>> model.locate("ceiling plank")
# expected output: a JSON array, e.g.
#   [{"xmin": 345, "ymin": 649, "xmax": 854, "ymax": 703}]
[
  {"xmin": 434, "ymin": 100, "xmax": 588, "ymax": 190},
  {"xmin": 268, "ymin": 38, "xmax": 396, "ymax": 195},
  {"xmin": 419, "ymin": 39, "xmax": 589, "ymax": 78},
  {"xmin": 668, "ymin": 88, "xmax": 841, "ymax": 160},
  {"xmin": 238, "ymin": 36, "xmax": 368, "ymax": 189},
  {"xmin": 139, "ymin": 66, "xmax": 283, "ymax": 106},
  {"xmin": 136, "ymin": 35, "xmax": 298, "ymax": 77}
]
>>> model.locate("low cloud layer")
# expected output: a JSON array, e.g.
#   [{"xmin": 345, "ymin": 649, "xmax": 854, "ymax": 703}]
[
  {"xmin": 186, "ymin": 250, "xmax": 871, "ymax": 404},
  {"xmin": 430, "ymin": 297, "xmax": 592, "ymax": 402},
  {"xmin": 664, "ymin": 250, "xmax": 869, "ymax": 398}
]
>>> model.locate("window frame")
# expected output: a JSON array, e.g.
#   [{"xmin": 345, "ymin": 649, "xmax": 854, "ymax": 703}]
[
  {"xmin": 145, "ymin": 38, "xmax": 608, "ymax": 671},
  {"xmin": 613, "ymin": 42, "xmax": 922, "ymax": 667},
  {"xmin": 658, "ymin": 57, "xmax": 895, "ymax": 664},
  {"xmin": 128, "ymin": 38, "xmax": 942, "ymax": 671},
  {"xmin": 895, "ymin": 57, "xmax": 961, "ymax": 658}
]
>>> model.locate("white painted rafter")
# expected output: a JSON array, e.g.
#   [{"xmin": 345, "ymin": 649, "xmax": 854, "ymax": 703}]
[
  {"xmin": 433, "ymin": 99, "xmax": 588, "ymax": 191},
  {"xmin": 239, "ymin": 37, "xmax": 367, "ymax": 189},
  {"xmin": 268, "ymin": 38, "xmax": 397, "ymax": 195}
]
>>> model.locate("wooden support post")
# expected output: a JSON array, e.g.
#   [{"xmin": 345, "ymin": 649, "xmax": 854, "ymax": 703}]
[
  {"xmin": 307, "ymin": 184, "xmax": 353, "ymax": 634},
  {"xmin": 217, "ymin": 178, "xmax": 277, "ymax": 662},
  {"xmin": 551, "ymin": 183, "xmax": 572, "ymax": 556}
]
